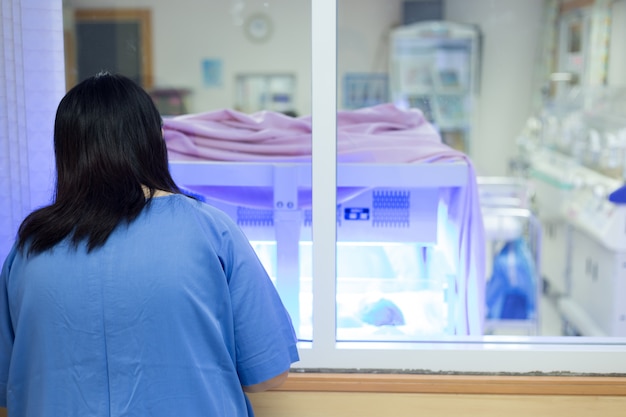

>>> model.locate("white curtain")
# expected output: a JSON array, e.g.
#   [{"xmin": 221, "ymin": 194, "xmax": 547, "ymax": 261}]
[{"xmin": 0, "ymin": 0, "xmax": 65, "ymax": 261}]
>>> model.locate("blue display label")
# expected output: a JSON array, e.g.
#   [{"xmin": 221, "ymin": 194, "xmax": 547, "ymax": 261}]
[{"xmin": 344, "ymin": 207, "xmax": 370, "ymax": 221}]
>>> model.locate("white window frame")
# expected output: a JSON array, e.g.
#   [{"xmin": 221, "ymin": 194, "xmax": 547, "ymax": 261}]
[{"xmin": 306, "ymin": 0, "xmax": 626, "ymax": 374}]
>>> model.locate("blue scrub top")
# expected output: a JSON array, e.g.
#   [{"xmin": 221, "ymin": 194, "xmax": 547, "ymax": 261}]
[{"xmin": 0, "ymin": 194, "xmax": 299, "ymax": 417}]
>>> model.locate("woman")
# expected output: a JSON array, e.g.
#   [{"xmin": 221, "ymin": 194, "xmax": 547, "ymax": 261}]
[{"xmin": 0, "ymin": 73, "xmax": 299, "ymax": 416}]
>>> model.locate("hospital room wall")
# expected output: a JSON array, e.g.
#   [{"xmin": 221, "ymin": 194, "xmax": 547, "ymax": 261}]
[
  {"xmin": 444, "ymin": 0, "xmax": 546, "ymax": 176},
  {"xmin": 63, "ymin": 0, "xmax": 547, "ymax": 175},
  {"xmin": 63, "ymin": 0, "xmax": 403, "ymax": 118},
  {"xmin": 64, "ymin": 0, "xmax": 314, "ymax": 116}
]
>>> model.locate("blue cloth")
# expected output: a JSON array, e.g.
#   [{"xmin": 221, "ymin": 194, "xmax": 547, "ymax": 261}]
[
  {"xmin": 0, "ymin": 194, "xmax": 299, "ymax": 417},
  {"xmin": 608, "ymin": 184, "xmax": 626, "ymax": 204},
  {"xmin": 485, "ymin": 238, "xmax": 537, "ymax": 321}
]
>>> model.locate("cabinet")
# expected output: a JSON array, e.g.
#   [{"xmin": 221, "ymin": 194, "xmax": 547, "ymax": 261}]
[
  {"xmin": 562, "ymin": 226, "xmax": 626, "ymax": 336},
  {"xmin": 389, "ymin": 21, "xmax": 480, "ymax": 154}
]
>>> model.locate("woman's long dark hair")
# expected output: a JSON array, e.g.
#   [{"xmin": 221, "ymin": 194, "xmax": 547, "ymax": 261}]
[{"xmin": 18, "ymin": 72, "xmax": 181, "ymax": 255}]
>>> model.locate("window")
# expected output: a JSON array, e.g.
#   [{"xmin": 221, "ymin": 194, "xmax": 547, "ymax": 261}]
[{"xmin": 4, "ymin": 0, "xmax": 626, "ymax": 375}]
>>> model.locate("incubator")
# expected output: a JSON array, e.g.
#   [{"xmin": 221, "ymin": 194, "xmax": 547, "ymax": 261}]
[
  {"xmin": 170, "ymin": 160, "xmax": 472, "ymax": 342},
  {"xmin": 478, "ymin": 177, "xmax": 542, "ymax": 335},
  {"xmin": 163, "ymin": 102, "xmax": 488, "ymax": 341},
  {"xmin": 522, "ymin": 86, "xmax": 626, "ymax": 336}
]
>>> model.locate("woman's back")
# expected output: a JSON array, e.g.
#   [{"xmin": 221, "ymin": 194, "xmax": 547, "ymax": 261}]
[{"xmin": 1, "ymin": 194, "xmax": 298, "ymax": 417}]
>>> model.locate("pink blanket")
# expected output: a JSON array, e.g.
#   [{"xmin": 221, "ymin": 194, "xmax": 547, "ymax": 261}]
[{"xmin": 163, "ymin": 104, "xmax": 485, "ymax": 335}]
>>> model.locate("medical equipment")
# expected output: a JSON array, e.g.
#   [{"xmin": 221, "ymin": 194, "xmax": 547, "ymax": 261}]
[
  {"xmin": 171, "ymin": 161, "xmax": 470, "ymax": 341},
  {"xmin": 164, "ymin": 104, "xmax": 486, "ymax": 341},
  {"xmin": 559, "ymin": 167, "xmax": 626, "ymax": 336},
  {"xmin": 478, "ymin": 177, "xmax": 542, "ymax": 335},
  {"xmin": 524, "ymin": 87, "xmax": 626, "ymax": 336}
]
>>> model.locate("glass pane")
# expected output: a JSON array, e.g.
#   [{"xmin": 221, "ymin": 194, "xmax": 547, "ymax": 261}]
[
  {"xmin": 336, "ymin": 242, "xmax": 452, "ymax": 340},
  {"xmin": 336, "ymin": 1, "xmax": 468, "ymax": 341},
  {"xmin": 336, "ymin": 0, "xmax": 626, "ymax": 343},
  {"xmin": 63, "ymin": 0, "xmax": 312, "ymax": 341}
]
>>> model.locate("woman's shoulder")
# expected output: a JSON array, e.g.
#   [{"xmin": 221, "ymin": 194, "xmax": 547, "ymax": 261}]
[
  {"xmin": 1, "ymin": 242, "xmax": 19, "ymax": 279},
  {"xmin": 150, "ymin": 194, "xmax": 253, "ymax": 256},
  {"xmin": 153, "ymin": 193, "xmax": 236, "ymax": 231}
]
